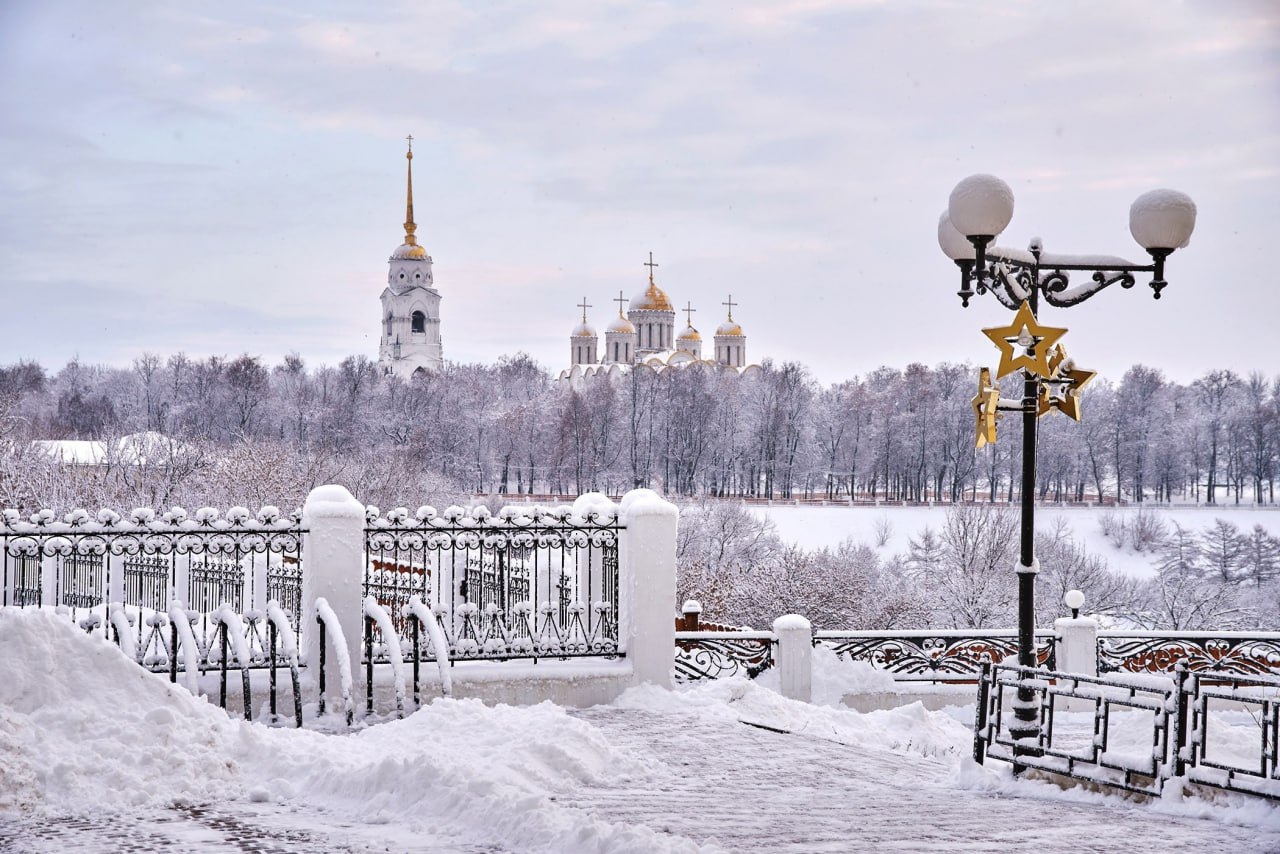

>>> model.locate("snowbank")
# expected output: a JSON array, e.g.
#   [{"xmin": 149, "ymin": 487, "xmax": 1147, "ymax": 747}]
[{"xmin": 0, "ymin": 609, "xmax": 704, "ymax": 852}]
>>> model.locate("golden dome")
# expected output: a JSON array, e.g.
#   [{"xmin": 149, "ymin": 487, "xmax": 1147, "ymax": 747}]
[
  {"xmin": 629, "ymin": 281, "xmax": 673, "ymax": 312},
  {"xmin": 392, "ymin": 243, "xmax": 428, "ymax": 260},
  {"xmin": 607, "ymin": 314, "xmax": 636, "ymax": 334},
  {"xmin": 571, "ymin": 321, "xmax": 597, "ymax": 338},
  {"xmin": 716, "ymin": 320, "xmax": 744, "ymax": 336},
  {"xmin": 678, "ymin": 325, "xmax": 701, "ymax": 341}
]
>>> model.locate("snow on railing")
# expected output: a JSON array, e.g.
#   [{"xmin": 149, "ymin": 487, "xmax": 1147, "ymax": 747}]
[
  {"xmin": 266, "ymin": 600, "xmax": 303, "ymax": 727},
  {"xmin": 211, "ymin": 605, "xmax": 253, "ymax": 721},
  {"xmin": 316, "ymin": 597, "xmax": 354, "ymax": 726},
  {"xmin": 363, "ymin": 596, "xmax": 405, "ymax": 718},
  {"xmin": 406, "ymin": 594, "xmax": 452, "ymax": 698}
]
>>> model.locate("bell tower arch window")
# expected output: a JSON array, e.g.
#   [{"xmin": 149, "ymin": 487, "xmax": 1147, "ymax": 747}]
[{"xmin": 411, "ymin": 310, "xmax": 426, "ymax": 333}]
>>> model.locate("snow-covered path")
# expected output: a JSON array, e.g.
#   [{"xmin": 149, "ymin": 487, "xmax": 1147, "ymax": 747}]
[
  {"xmin": 2, "ymin": 610, "xmax": 1278, "ymax": 853},
  {"xmin": 568, "ymin": 705, "xmax": 1279, "ymax": 853}
]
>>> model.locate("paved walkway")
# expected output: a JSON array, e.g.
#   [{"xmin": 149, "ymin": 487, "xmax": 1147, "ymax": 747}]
[
  {"xmin": 2, "ymin": 705, "xmax": 1276, "ymax": 852},
  {"xmin": 565, "ymin": 706, "xmax": 1278, "ymax": 853}
]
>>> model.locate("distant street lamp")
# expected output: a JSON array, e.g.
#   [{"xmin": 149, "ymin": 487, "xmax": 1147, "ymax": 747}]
[{"xmin": 938, "ymin": 174, "xmax": 1196, "ymax": 755}]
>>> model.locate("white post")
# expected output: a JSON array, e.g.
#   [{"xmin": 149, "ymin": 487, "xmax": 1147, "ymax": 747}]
[
  {"xmin": 301, "ymin": 486, "xmax": 365, "ymax": 698},
  {"xmin": 618, "ymin": 488, "xmax": 678, "ymax": 689},
  {"xmin": 773, "ymin": 614, "xmax": 813, "ymax": 703},
  {"xmin": 1054, "ymin": 590, "xmax": 1099, "ymax": 713}
]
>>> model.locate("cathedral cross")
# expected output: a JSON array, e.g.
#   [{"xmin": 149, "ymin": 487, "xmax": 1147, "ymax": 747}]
[
  {"xmin": 644, "ymin": 252, "xmax": 659, "ymax": 284},
  {"xmin": 613, "ymin": 290, "xmax": 627, "ymax": 316},
  {"xmin": 722, "ymin": 294, "xmax": 737, "ymax": 320},
  {"xmin": 406, "ymin": 134, "xmax": 414, "ymax": 152},
  {"xmin": 683, "ymin": 301, "xmax": 696, "ymax": 328},
  {"xmin": 577, "ymin": 297, "xmax": 592, "ymax": 322}
]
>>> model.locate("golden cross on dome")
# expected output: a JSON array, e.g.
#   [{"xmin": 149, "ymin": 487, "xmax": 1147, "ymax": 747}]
[
  {"xmin": 613, "ymin": 290, "xmax": 627, "ymax": 316},
  {"xmin": 406, "ymin": 133, "xmax": 414, "ymax": 152},
  {"xmin": 982, "ymin": 300, "xmax": 1068, "ymax": 380},
  {"xmin": 683, "ymin": 301, "xmax": 696, "ymax": 327},
  {"xmin": 577, "ymin": 297, "xmax": 592, "ymax": 323},
  {"xmin": 644, "ymin": 252, "xmax": 659, "ymax": 284},
  {"xmin": 723, "ymin": 294, "xmax": 737, "ymax": 320},
  {"xmin": 972, "ymin": 367, "xmax": 1000, "ymax": 449}
]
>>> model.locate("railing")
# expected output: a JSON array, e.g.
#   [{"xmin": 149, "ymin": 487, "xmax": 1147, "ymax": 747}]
[
  {"xmin": 1098, "ymin": 631, "xmax": 1280, "ymax": 678},
  {"xmin": 1, "ymin": 505, "xmax": 306, "ymax": 653},
  {"xmin": 815, "ymin": 629, "xmax": 1057, "ymax": 682},
  {"xmin": 974, "ymin": 662, "xmax": 1280, "ymax": 801},
  {"xmin": 363, "ymin": 504, "xmax": 622, "ymax": 664},
  {"xmin": 674, "ymin": 630, "xmax": 775, "ymax": 682}
]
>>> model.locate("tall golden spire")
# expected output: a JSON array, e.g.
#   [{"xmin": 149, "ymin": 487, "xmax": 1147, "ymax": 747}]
[{"xmin": 403, "ymin": 134, "xmax": 418, "ymax": 247}]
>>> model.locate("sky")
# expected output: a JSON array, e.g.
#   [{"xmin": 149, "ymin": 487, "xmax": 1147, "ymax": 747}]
[{"xmin": 1, "ymin": 1, "xmax": 1277, "ymax": 386}]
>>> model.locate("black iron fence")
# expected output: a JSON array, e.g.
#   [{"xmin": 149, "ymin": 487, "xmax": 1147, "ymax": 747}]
[
  {"xmin": 815, "ymin": 629, "xmax": 1057, "ymax": 682},
  {"xmin": 362, "ymin": 504, "xmax": 622, "ymax": 664},
  {"xmin": 974, "ymin": 662, "xmax": 1280, "ymax": 801},
  {"xmin": 1, "ymin": 505, "xmax": 305, "ymax": 652},
  {"xmin": 1098, "ymin": 631, "xmax": 1280, "ymax": 679},
  {"xmin": 674, "ymin": 631, "xmax": 775, "ymax": 682}
]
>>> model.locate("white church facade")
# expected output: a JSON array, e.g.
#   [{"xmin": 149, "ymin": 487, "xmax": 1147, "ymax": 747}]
[
  {"xmin": 558, "ymin": 254, "xmax": 756, "ymax": 384},
  {"xmin": 378, "ymin": 138, "xmax": 443, "ymax": 377}
]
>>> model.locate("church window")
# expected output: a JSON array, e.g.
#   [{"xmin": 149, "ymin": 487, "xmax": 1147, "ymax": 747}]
[
  {"xmin": 399, "ymin": 272, "xmax": 405, "ymax": 280},
  {"xmin": 411, "ymin": 310, "xmax": 426, "ymax": 333},
  {"xmin": 385, "ymin": 314, "xmax": 393, "ymax": 337}
]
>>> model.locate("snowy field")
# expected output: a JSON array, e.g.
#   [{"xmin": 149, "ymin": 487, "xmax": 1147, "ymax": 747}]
[
  {"xmin": 3, "ymin": 609, "xmax": 1279, "ymax": 853},
  {"xmin": 753, "ymin": 504, "xmax": 1280, "ymax": 580}
]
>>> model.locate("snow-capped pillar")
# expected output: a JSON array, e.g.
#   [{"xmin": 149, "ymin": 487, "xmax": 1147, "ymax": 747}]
[
  {"xmin": 1054, "ymin": 590, "xmax": 1098, "ymax": 712},
  {"xmin": 618, "ymin": 488, "xmax": 678, "ymax": 689},
  {"xmin": 773, "ymin": 614, "xmax": 813, "ymax": 703},
  {"xmin": 301, "ymin": 486, "xmax": 365, "ymax": 697}
]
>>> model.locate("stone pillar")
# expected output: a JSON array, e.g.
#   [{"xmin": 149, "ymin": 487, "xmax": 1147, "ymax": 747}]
[
  {"xmin": 301, "ymin": 485, "xmax": 365, "ymax": 697},
  {"xmin": 773, "ymin": 614, "xmax": 813, "ymax": 703},
  {"xmin": 677, "ymin": 600, "xmax": 702, "ymax": 632},
  {"xmin": 1054, "ymin": 601, "xmax": 1099, "ymax": 713},
  {"xmin": 618, "ymin": 488, "xmax": 678, "ymax": 689}
]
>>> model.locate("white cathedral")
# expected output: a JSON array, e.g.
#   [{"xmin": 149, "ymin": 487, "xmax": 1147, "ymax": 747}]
[
  {"xmin": 375, "ymin": 140, "xmax": 758, "ymax": 381},
  {"xmin": 377, "ymin": 139, "xmax": 443, "ymax": 377},
  {"xmin": 558, "ymin": 253, "xmax": 756, "ymax": 384}
]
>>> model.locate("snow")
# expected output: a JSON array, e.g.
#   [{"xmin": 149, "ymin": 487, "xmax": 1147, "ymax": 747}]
[
  {"xmin": 314, "ymin": 597, "xmax": 354, "ymax": 722},
  {"xmin": 948, "ymin": 173, "xmax": 1014, "ymax": 237},
  {"xmin": 752, "ymin": 503, "xmax": 1280, "ymax": 581},
  {"xmin": 1, "ymin": 608, "xmax": 1278, "ymax": 851},
  {"xmin": 363, "ymin": 596, "xmax": 405, "ymax": 715},
  {"xmin": 406, "ymin": 594, "xmax": 452, "ymax": 696},
  {"xmin": 1130, "ymin": 188, "xmax": 1197, "ymax": 249}
]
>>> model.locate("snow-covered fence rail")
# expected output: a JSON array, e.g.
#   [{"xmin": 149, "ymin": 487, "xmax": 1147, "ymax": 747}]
[
  {"xmin": 362, "ymin": 504, "xmax": 622, "ymax": 664},
  {"xmin": 1097, "ymin": 630, "xmax": 1280, "ymax": 679},
  {"xmin": 814, "ymin": 629, "xmax": 1057, "ymax": 682},
  {"xmin": 974, "ymin": 662, "xmax": 1280, "ymax": 801},
  {"xmin": 0, "ymin": 505, "xmax": 306, "ymax": 651}
]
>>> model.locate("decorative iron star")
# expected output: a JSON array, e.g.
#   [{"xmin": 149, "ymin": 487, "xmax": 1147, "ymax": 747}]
[
  {"xmin": 1053, "ymin": 359, "xmax": 1097, "ymax": 422},
  {"xmin": 981, "ymin": 301, "xmax": 1068, "ymax": 380},
  {"xmin": 972, "ymin": 367, "xmax": 1000, "ymax": 449}
]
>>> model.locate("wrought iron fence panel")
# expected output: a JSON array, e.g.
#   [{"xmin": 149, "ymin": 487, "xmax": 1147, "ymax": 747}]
[
  {"xmin": 363, "ymin": 504, "xmax": 622, "ymax": 663},
  {"xmin": 973, "ymin": 663, "xmax": 1280, "ymax": 802},
  {"xmin": 814, "ymin": 630, "xmax": 1057, "ymax": 681},
  {"xmin": 5, "ymin": 553, "xmax": 41, "ymax": 605},
  {"xmin": 266, "ymin": 559, "xmax": 303, "ymax": 625},
  {"xmin": 0, "ymin": 506, "xmax": 305, "ymax": 650},
  {"xmin": 674, "ymin": 631, "xmax": 776, "ymax": 682},
  {"xmin": 1098, "ymin": 631, "xmax": 1280, "ymax": 679},
  {"xmin": 1179, "ymin": 671, "xmax": 1280, "ymax": 799},
  {"xmin": 122, "ymin": 555, "xmax": 169, "ymax": 612}
]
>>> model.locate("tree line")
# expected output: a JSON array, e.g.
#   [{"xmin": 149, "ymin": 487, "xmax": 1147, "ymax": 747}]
[{"xmin": 0, "ymin": 352, "xmax": 1277, "ymax": 512}]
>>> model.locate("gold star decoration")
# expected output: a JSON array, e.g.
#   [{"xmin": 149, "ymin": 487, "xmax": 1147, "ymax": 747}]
[
  {"xmin": 1052, "ymin": 360, "xmax": 1097, "ymax": 421},
  {"xmin": 972, "ymin": 367, "xmax": 1000, "ymax": 449},
  {"xmin": 981, "ymin": 301, "xmax": 1068, "ymax": 380}
]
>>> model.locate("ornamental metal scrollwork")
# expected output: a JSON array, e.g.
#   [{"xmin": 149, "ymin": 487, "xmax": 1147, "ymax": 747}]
[
  {"xmin": 1098, "ymin": 634, "xmax": 1280, "ymax": 678},
  {"xmin": 674, "ymin": 636, "xmax": 774, "ymax": 683}
]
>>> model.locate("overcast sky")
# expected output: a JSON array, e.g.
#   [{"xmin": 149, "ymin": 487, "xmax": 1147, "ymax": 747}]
[{"xmin": 2, "ymin": 1, "xmax": 1277, "ymax": 385}]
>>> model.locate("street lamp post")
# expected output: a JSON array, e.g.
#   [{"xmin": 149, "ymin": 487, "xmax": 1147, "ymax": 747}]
[{"xmin": 938, "ymin": 174, "xmax": 1196, "ymax": 758}]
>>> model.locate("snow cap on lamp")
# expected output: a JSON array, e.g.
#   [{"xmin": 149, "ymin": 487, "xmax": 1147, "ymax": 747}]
[
  {"xmin": 937, "ymin": 211, "xmax": 974, "ymax": 260},
  {"xmin": 948, "ymin": 173, "xmax": 1014, "ymax": 238},
  {"xmin": 1130, "ymin": 189, "xmax": 1196, "ymax": 250}
]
